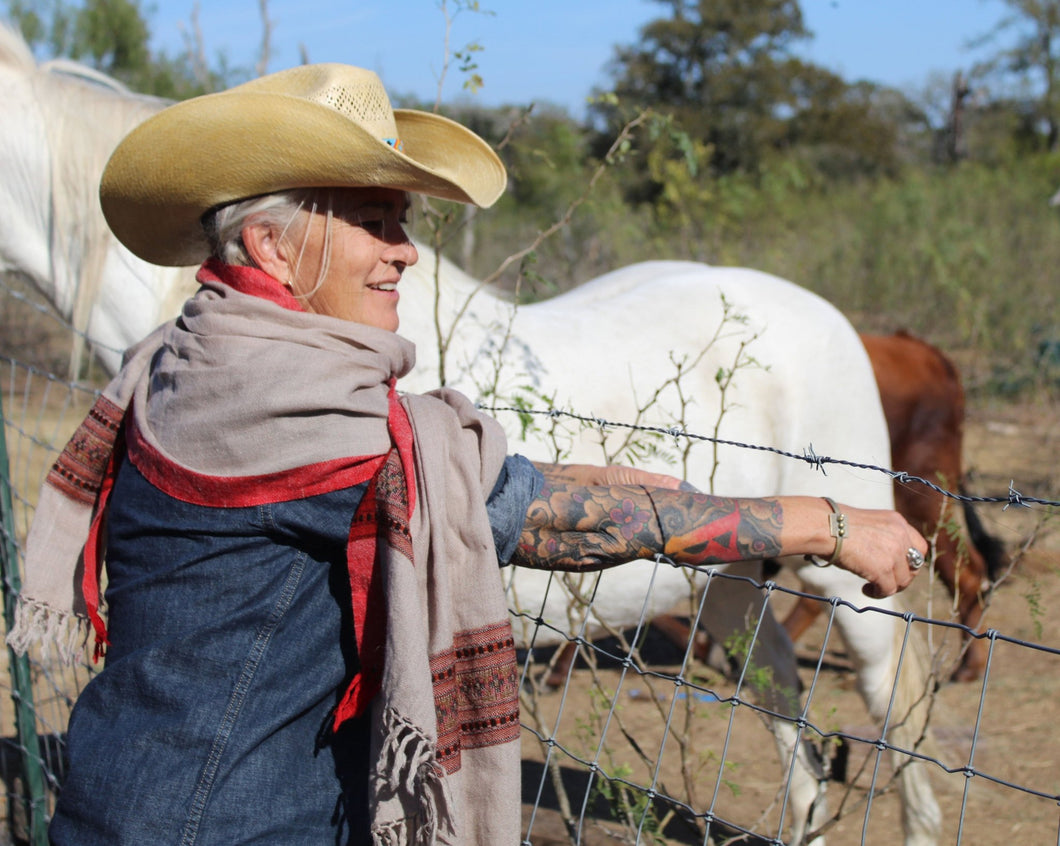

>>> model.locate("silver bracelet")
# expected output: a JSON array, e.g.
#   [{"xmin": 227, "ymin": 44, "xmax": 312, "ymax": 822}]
[{"xmin": 804, "ymin": 496, "xmax": 847, "ymax": 568}]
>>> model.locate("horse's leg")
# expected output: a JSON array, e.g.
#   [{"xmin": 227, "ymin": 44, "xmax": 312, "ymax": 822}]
[
  {"xmin": 785, "ymin": 498, "xmax": 990, "ymax": 682},
  {"xmin": 771, "ymin": 720, "xmax": 829, "ymax": 846},
  {"xmin": 650, "ymin": 613, "xmax": 707, "ymax": 662},
  {"xmin": 930, "ymin": 507, "xmax": 990, "ymax": 682},
  {"xmin": 896, "ymin": 479, "xmax": 991, "ymax": 682},
  {"xmin": 548, "ymin": 612, "xmax": 720, "ymax": 690},
  {"xmin": 885, "ymin": 617, "xmax": 943, "ymax": 846},
  {"xmin": 545, "ymin": 642, "xmax": 578, "ymax": 689},
  {"xmin": 783, "ymin": 517, "xmax": 991, "ymax": 684},
  {"xmin": 797, "ymin": 564, "xmax": 941, "ymax": 846},
  {"xmin": 649, "ymin": 613, "xmax": 731, "ymax": 672},
  {"xmin": 696, "ymin": 568, "xmax": 828, "ymax": 845},
  {"xmin": 695, "ymin": 566, "xmax": 801, "ymax": 711},
  {"xmin": 782, "ymin": 594, "xmax": 825, "ymax": 643}
]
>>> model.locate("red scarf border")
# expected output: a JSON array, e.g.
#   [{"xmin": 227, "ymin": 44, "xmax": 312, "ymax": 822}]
[
  {"xmin": 48, "ymin": 396, "xmax": 124, "ymax": 506},
  {"xmin": 126, "ymin": 419, "xmax": 387, "ymax": 508},
  {"xmin": 429, "ymin": 620, "xmax": 521, "ymax": 774}
]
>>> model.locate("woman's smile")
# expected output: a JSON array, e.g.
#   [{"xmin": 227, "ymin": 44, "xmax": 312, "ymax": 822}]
[{"xmin": 287, "ymin": 187, "xmax": 418, "ymax": 331}]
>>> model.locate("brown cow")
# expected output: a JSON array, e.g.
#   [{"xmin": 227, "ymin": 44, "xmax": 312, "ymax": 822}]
[
  {"xmin": 705, "ymin": 331, "xmax": 1006, "ymax": 681},
  {"xmin": 782, "ymin": 330, "xmax": 1007, "ymax": 681}
]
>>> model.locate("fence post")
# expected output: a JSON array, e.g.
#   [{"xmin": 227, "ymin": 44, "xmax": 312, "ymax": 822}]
[{"xmin": 0, "ymin": 390, "xmax": 50, "ymax": 845}]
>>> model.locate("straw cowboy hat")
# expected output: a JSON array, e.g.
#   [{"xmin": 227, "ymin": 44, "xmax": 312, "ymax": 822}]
[{"xmin": 100, "ymin": 63, "xmax": 507, "ymax": 267}]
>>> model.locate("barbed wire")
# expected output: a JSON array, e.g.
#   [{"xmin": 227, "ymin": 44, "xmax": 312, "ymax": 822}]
[{"xmin": 482, "ymin": 404, "xmax": 1060, "ymax": 510}]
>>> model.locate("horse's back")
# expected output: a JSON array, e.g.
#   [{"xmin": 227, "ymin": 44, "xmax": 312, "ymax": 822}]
[
  {"xmin": 522, "ymin": 262, "xmax": 892, "ymax": 499},
  {"xmin": 554, "ymin": 260, "xmax": 851, "ymax": 328},
  {"xmin": 496, "ymin": 262, "xmax": 897, "ymax": 643}
]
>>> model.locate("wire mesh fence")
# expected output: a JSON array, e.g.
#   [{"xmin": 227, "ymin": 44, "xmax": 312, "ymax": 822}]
[{"xmin": 1, "ymin": 272, "xmax": 1059, "ymax": 845}]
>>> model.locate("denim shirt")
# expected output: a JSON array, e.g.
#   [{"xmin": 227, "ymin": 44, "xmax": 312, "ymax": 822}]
[{"xmin": 50, "ymin": 454, "xmax": 542, "ymax": 846}]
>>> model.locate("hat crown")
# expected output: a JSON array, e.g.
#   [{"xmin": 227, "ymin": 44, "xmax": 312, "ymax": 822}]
[
  {"xmin": 242, "ymin": 64, "xmax": 399, "ymax": 141},
  {"xmin": 315, "ymin": 78, "xmax": 397, "ymax": 139}
]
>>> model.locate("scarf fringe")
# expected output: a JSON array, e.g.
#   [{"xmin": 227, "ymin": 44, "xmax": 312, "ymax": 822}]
[
  {"xmin": 6, "ymin": 597, "xmax": 90, "ymax": 665},
  {"xmin": 371, "ymin": 707, "xmax": 456, "ymax": 846}
]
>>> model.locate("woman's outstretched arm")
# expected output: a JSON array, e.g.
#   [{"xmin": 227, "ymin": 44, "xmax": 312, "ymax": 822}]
[{"xmin": 514, "ymin": 463, "xmax": 925, "ymax": 599}]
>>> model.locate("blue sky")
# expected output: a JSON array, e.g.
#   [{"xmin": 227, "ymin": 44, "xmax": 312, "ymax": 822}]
[{"xmin": 148, "ymin": 0, "xmax": 1017, "ymax": 116}]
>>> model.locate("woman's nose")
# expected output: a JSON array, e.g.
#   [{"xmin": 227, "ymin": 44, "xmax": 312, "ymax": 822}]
[{"xmin": 386, "ymin": 236, "xmax": 418, "ymax": 269}]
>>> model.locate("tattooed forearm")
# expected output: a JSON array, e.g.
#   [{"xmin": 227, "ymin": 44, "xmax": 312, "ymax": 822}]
[
  {"xmin": 513, "ymin": 482, "xmax": 661, "ymax": 571},
  {"xmin": 649, "ymin": 490, "xmax": 783, "ymax": 563},
  {"xmin": 512, "ymin": 482, "xmax": 785, "ymax": 572}
]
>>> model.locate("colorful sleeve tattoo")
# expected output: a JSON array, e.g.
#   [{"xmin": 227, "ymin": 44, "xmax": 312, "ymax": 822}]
[{"xmin": 511, "ymin": 482, "xmax": 784, "ymax": 572}]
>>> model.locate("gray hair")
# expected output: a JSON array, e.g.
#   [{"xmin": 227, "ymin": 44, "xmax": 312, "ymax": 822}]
[
  {"xmin": 202, "ymin": 189, "xmax": 310, "ymax": 266},
  {"xmin": 201, "ymin": 189, "xmax": 335, "ymax": 298}
]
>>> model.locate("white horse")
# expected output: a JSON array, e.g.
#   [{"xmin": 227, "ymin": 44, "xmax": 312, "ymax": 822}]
[{"xmin": 0, "ymin": 25, "xmax": 940, "ymax": 845}]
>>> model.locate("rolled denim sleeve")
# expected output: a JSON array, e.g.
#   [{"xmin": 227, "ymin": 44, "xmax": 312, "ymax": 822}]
[{"xmin": 485, "ymin": 454, "xmax": 544, "ymax": 565}]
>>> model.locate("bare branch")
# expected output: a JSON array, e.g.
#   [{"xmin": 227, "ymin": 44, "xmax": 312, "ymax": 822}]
[
  {"xmin": 480, "ymin": 109, "xmax": 655, "ymax": 288},
  {"xmin": 256, "ymin": 0, "xmax": 272, "ymax": 78},
  {"xmin": 180, "ymin": 3, "xmax": 210, "ymax": 90}
]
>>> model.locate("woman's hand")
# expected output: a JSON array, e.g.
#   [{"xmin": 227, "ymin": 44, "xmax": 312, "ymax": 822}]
[{"xmin": 824, "ymin": 504, "xmax": 928, "ymax": 599}]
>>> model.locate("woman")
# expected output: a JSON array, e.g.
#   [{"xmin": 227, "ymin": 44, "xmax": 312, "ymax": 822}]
[{"xmin": 9, "ymin": 64, "xmax": 925, "ymax": 845}]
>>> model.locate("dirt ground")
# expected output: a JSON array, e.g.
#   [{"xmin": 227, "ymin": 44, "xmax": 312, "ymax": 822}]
[{"xmin": 518, "ymin": 396, "xmax": 1060, "ymax": 845}]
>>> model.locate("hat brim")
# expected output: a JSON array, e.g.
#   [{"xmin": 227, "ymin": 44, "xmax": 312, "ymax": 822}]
[{"xmin": 100, "ymin": 91, "xmax": 506, "ymax": 266}]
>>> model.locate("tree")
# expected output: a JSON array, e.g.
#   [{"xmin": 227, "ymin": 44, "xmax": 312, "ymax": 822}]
[
  {"xmin": 5, "ymin": 0, "xmax": 75, "ymax": 56},
  {"xmin": 783, "ymin": 71, "xmax": 921, "ymax": 177},
  {"xmin": 3, "ymin": 0, "xmax": 248, "ymax": 97},
  {"xmin": 973, "ymin": 0, "xmax": 1060, "ymax": 151},
  {"xmin": 69, "ymin": 0, "xmax": 149, "ymax": 78},
  {"xmin": 588, "ymin": 0, "xmax": 914, "ymax": 209},
  {"xmin": 594, "ymin": 0, "xmax": 812, "ymax": 175}
]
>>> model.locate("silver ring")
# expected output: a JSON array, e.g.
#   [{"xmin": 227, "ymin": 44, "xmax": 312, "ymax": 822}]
[{"xmin": 906, "ymin": 548, "xmax": 925, "ymax": 570}]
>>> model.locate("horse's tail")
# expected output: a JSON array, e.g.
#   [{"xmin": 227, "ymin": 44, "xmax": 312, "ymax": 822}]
[
  {"xmin": 960, "ymin": 484, "xmax": 1008, "ymax": 584},
  {"xmin": 883, "ymin": 618, "xmax": 943, "ymax": 844}
]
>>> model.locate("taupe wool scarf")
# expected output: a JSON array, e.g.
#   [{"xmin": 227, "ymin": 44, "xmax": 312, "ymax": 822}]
[{"xmin": 8, "ymin": 261, "xmax": 522, "ymax": 845}]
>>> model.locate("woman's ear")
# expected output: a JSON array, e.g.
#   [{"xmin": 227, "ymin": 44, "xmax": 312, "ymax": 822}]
[{"xmin": 241, "ymin": 220, "xmax": 292, "ymax": 285}]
